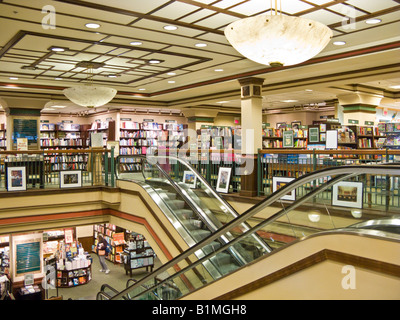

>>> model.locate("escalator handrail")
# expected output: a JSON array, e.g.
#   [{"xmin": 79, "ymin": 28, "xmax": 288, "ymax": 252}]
[
  {"xmin": 117, "ymin": 154, "xmax": 226, "ymax": 234},
  {"xmin": 111, "ymin": 164, "xmax": 400, "ymax": 300},
  {"xmin": 117, "ymin": 154, "xmax": 240, "ymax": 220},
  {"xmin": 118, "ymin": 154, "xmax": 271, "ymax": 259}
]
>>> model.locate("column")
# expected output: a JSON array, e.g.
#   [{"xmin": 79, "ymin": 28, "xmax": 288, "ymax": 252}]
[
  {"xmin": 238, "ymin": 77, "xmax": 264, "ymax": 197},
  {"xmin": 337, "ymin": 92, "xmax": 383, "ymax": 126}
]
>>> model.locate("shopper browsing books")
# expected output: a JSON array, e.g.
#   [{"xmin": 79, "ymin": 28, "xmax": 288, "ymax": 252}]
[{"xmin": 96, "ymin": 235, "xmax": 110, "ymax": 274}]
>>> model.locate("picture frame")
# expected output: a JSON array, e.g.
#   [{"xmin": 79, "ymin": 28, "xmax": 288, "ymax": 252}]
[
  {"xmin": 291, "ymin": 121, "xmax": 301, "ymax": 130},
  {"xmin": 7, "ymin": 166, "xmax": 26, "ymax": 191},
  {"xmin": 183, "ymin": 170, "xmax": 196, "ymax": 188},
  {"xmin": 332, "ymin": 181, "xmax": 363, "ymax": 209},
  {"xmin": 60, "ymin": 170, "xmax": 82, "ymax": 188},
  {"xmin": 216, "ymin": 167, "xmax": 232, "ymax": 193},
  {"xmin": 272, "ymin": 177, "xmax": 295, "ymax": 201},
  {"xmin": 283, "ymin": 130, "xmax": 294, "ymax": 148},
  {"xmin": 276, "ymin": 122, "xmax": 287, "ymax": 129},
  {"xmin": 308, "ymin": 127, "xmax": 319, "ymax": 143}
]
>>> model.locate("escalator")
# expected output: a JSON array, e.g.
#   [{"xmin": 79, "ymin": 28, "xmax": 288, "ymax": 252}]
[
  {"xmin": 99, "ymin": 160, "xmax": 400, "ymax": 300},
  {"xmin": 117, "ymin": 155, "xmax": 270, "ymax": 281}
]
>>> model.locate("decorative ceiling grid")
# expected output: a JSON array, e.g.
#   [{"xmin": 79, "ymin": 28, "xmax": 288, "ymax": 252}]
[{"xmin": 0, "ymin": 0, "xmax": 398, "ymax": 113}]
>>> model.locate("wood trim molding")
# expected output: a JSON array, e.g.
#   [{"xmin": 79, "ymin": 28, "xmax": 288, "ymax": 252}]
[{"xmin": 214, "ymin": 249, "xmax": 400, "ymax": 300}]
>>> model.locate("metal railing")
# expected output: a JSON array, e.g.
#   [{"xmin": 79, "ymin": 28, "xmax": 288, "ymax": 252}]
[
  {"xmin": 106, "ymin": 164, "xmax": 400, "ymax": 300},
  {"xmin": 0, "ymin": 148, "xmax": 115, "ymax": 191}
]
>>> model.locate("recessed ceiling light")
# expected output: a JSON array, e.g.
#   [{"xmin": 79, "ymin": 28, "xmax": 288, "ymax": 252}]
[
  {"xmin": 149, "ymin": 59, "xmax": 161, "ymax": 64},
  {"xmin": 50, "ymin": 47, "xmax": 66, "ymax": 52},
  {"xmin": 281, "ymin": 99, "xmax": 298, "ymax": 103},
  {"xmin": 217, "ymin": 101, "xmax": 229, "ymax": 104},
  {"xmin": 85, "ymin": 23, "xmax": 101, "ymax": 29},
  {"xmin": 55, "ymin": 77, "xmax": 62, "ymax": 80},
  {"xmin": 107, "ymin": 74, "xmax": 118, "ymax": 78},
  {"xmin": 163, "ymin": 25, "xmax": 178, "ymax": 31},
  {"xmin": 130, "ymin": 41, "xmax": 142, "ymax": 46},
  {"xmin": 305, "ymin": 89, "xmax": 313, "ymax": 92},
  {"xmin": 138, "ymin": 88, "xmax": 146, "ymax": 91},
  {"xmin": 214, "ymin": 69, "xmax": 224, "ymax": 72},
  {"xmin": 167, "ymin": 72, "xmax": 176, "ymax": 76},
  {"xmin": 333, "ymin": 41, "xmax": 346, "ymax": 46},
  {"xmin": 366, "ymin": 18, "xmax": 382, "ymax": 25},
  {"xmin": 9, "ymin": 77, "xmax": 18, "ymax": 80},
  {"xmin": 389, "ymin": 85, "xmax": 400, "ymax": 89},
  {"xmin": 195, "ymin": 43, "xmax": 207, "ymax": 48},
  {"xmin": 168, "ymin": 81, "xmax": 176, "ymax": 84}
]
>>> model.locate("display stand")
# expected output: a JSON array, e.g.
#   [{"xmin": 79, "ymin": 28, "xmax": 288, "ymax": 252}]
[{"xmin": 122, "ymin": 234, "xmax": 154, "ymax": 276}]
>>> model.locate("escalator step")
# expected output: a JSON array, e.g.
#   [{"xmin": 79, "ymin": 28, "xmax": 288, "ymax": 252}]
[{"xmin": 166, "ymin": 200, "xmax": 185, "ymax": 209}]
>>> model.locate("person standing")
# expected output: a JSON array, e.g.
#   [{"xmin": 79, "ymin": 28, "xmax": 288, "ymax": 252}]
[{"xmin": 96, "ymin": 235, "xmax": 110, "ymax": 274}]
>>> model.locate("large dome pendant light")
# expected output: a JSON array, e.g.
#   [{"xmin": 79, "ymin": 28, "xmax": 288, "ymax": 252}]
[
  {"xmin": 63, "ymin": 63, "xmax": 117, "ymax": 108},
  {"xmin": 224, "ymin": 0, "xmax": 333, "ymax": 67}
]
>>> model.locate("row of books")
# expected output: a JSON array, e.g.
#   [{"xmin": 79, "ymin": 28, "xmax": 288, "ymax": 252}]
[
  {"xmin": 120, "ymin": 138, "xmax": 158, "ymax": 146},
  {"xmin": 120, "ymin": 121, "xmax": 185, "ymax": 131},
  {"xmin": 120, "ymin": 146, "xmax": 153, "ymax": 155},
  {"xmin": 41, "ymin": 123, "xmax": 81, "ymax": 131},
  {"xmin": 50, "ymin": 163, "xmax": 86, "ymax": 171},
  {"xmin": 40, "ymin": 139, "xmax": 83, "ymax": 147},
  {"xmin": 48, "ymin": 155, "xmax": 87, "ymax": 163},
  {"xmin": 120, "ymin": 130, "xmax": 163, "ymax": 139}
]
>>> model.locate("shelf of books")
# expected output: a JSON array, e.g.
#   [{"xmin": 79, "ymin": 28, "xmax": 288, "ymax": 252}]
[
  {"xmin": 262, "ymin": 127, "xmax": 308, "ymax": 149},
  {"xmin": 93, "ymin": 224, "xmax": 126, "ymax": 264},
  {"xmin": 0, "ymin": 124, "xmax": 6, "ymax": 149},
  {"xmin": 55, "ymin": 240, "xmax": 92, "ymax": 288},
  {"xmin": 40, "ymin": 123, "xmax": 89, "ymax": 171},
  {"xmin": 121, "ymin": 233, "xmax": 155, "ymax": 275},
  {"xmin": 119, "ymin": 120, "xmax": 187, "ymax": 171}
]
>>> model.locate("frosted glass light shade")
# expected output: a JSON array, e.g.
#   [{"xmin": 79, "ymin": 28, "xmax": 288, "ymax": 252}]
[
  {"xmin": 63, "ymin": 85, "xmax": 117, "ymax": 108},
  {"xmin": 225, "ymin": 14, "xmax": 333, "ymax": 67}
]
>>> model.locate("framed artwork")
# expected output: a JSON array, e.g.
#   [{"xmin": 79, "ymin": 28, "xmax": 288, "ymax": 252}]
[
  {"xmin": 291, "ymin": 121, "xmax": 301, "ymax": 130},
  {"xmin": 272, "ymin": 177, "xmax": 295, "ymax": 201},
  {"xmin": 7, "ymin": 166, "xmax": 26, "ymax": 191},
  {"xmin": 216, "ymin": 167, "xmax": 232, "ymax": 193},
  {"xmin": 183, "ymin": 170, "xmax": 196, "ymax": 188},
  {"xmin": 283, "ymin": 130, "xmax": 294, "ymax": 148},
  {"xmin": 60, "ymin": 170, "xmax": 82, "ymax": 188},
  {"xmin": 308, "ymin": 127, "xmax": 319, "ymax": 143},
  {"xmin": 332, "ymin": 181, "xmax": 363, "ymax": 209},
  {"xmin": 276, "ymin": 122, "xmax": 287, "ymax": 129}
]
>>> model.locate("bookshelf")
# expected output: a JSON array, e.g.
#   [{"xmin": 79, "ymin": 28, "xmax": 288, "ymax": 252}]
[
  {"xmin": 93, "ymin": 224, "xmax": 126, "ymax": 264},
  {"xmin": 0, "ymin": 124, "xmax": 6, "ymax": 149},
  {"xmin": 40, "ymin": 123, "xmax": 91, "ymax": 171},
  {"xmin": 121, "ymin": 233, "xmax": 155, "ymax": 275},
  {"xmin": 55, "ymin": 240, "xmax": 92, "ymax": 288},
  {"xmin": 262, "ymin": 127, "xmax": 307, "ymax": 149}
]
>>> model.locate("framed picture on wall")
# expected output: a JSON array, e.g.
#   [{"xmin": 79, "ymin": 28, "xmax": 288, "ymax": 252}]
[
  {"xmin": 332, "ymin": 181, "xmax": 363, "ymax": 209},
  {"xmin": 60, "ymin": 170, "xmax": 82, "ymax": 188},
  {"xmin": 272, "ymin": 177, "xmax": 295, "ymax": 201},
  {"xmin": 7, "ymin": 166, "xmax": 26, "ymax": 191},
  {"xmin": 183, "ymin": 170, "xmax": 196, "ymax": 188},
  {"xmin": 216, "ymin": 167, "xmax": 232, "ymax": 193}
]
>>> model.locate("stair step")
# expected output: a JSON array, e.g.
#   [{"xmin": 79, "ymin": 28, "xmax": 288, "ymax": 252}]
[{"xmin": 166, "ymin": 199, "xmax": 185, "ymax": 209}]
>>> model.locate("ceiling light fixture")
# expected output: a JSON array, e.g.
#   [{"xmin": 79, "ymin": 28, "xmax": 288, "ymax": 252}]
[
  {"xmin": 130, "ymin": 41, "xmax": 143, "ymax": 46},
  {"xmin": 50, "ymin": 47, "xmax": 67, "ymax": 52},
  {"xmin": 168, "ymin": 81, "xmax": 176, "ymax": 84},
  {"xmin": 149, "ymin": 59, "xmax": 161, "ymax": 64},
  {"xmin": 333, "ymin": 41, "xmax": 346, "ymax": 46},
  {"xmin": 214, "ymin": 69, "xmax": 224, "ymax": 72},
  {"xmin": 195, "ymin": 43, "xmax": 207, "ymax": 47},
  {"xmin": 167, "ymin": 72, "xmax": 176, "ymax": 76},
  {"xmin": 63, "ymin": 62, "xmax": 117, "ymax": 108},
  {"xmin": 163, "ymin": 25, "xmax": 178, "ymax": 31},
  {"xmin": 365, "ymin": 18, "xmax": 382, "ymax": 25},
  {"xmin": 389, "ymin": 85, "xmax": 400, "ymax": 89},
  {"xmin": 85, "ymin": 23, "xmax": 101, "ymax": 29},
  {"xmin": 9, "ymin": 77, "xmax": 18, "ymax": 80},
  {"xmin": 224, "ymin": 0, "xmax": 332, "ymax": 67}
]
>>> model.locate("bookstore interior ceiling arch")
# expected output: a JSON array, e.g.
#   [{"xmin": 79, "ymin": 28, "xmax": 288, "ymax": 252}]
[{"xmin": 0, "ymin": 0, "xmax": 399, "ymax": 115}]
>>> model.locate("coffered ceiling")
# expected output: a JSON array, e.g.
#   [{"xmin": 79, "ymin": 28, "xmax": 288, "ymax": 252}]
[{"xmin": 0, "ymin": 0, "xmax": 399, "ymax": 115}]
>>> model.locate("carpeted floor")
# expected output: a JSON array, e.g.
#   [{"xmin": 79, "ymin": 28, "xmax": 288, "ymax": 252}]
[{"xmin": 53, "ymin": 255, "xmax": 162, "ymax": 300}]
